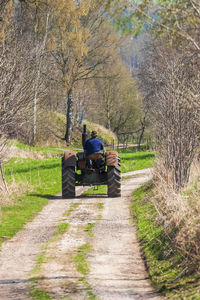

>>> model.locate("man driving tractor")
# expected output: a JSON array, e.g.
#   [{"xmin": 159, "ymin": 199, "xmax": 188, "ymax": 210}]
[
  {"xmin": 62, "ymin": 125, "xmax": 121, "ymax": 198},
  {"xmin": 84, "ymin": 131, "xmax": 104, "ymax": 168}
]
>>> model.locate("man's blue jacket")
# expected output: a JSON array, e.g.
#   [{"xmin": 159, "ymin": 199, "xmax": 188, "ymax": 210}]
[{"xmin": 84, "ymin": 137, "xmax": 104, "ymax": 156}]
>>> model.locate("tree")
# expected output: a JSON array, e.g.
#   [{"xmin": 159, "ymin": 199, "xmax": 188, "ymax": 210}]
[
  {"xmin": 47, "ymin": 0, "xmax": 114, "ymax": 143},
  {"xmin": 0, "ymin": 13, "xmax": 36, "ymax": 144},
  {"xmin": 139, "ymin": 43, "xmax": 199, "ymax": 189},
  {"xmin": 85, "ymin": 50, "xmax": 142, "ymax": 139},
  {"xmin": 103, "ymin": 0, "xmax": 200, "ymax": 52}
]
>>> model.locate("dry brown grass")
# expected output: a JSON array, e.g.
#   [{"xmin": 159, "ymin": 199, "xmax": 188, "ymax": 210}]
[
  {"xmin": 0, "ymin": 177, "xmax": 33, "ymax": 208},
  {"xmin": 0, "ymin": 179, "xmax": 33, "ymax": 225},
  {"xmin": 153, "ymin": 159, "xmax": 200, "ymax": 272},
  {"xmin": 5, "ymin": 143, "xmax": 61, "ymax": 160}
]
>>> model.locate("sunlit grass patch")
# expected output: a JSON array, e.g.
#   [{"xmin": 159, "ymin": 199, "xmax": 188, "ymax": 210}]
[
  {"xmin": 0, "ymin": 157, "xmax": 61, "ymax": 246},
  {"xmin": 119, "ymin": 151, "xmax": 155, "ymax": 173},
  {"xmin": 57, "ymin": 222, "xmax": 69, "ymax": 235}
]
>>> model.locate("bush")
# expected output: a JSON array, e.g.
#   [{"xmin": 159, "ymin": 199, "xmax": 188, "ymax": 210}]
[{"xmin": 153, "ymin": 159, "xmax": 200, "ymax": 273}]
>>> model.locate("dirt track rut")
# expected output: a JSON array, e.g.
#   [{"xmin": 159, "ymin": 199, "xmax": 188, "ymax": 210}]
[{"xmin": 0, "ymin": 169, "xmax": 163, "ymax": 300}]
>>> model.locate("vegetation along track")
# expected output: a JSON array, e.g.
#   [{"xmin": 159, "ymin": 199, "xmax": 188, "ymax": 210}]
[{"xmin": 0, "ymin": 169, "xmax": 163, "ymax": 299}]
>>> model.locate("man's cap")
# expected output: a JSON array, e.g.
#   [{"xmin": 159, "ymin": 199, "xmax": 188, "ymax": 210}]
[{"xmin": 91, "ymin": 130, "xmax": 97, "ymax": 137}]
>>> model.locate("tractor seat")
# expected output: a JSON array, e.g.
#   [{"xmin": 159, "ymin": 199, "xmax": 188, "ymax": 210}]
[{"xmin": 86, "ymin": 152, "xmax": 103, "ymax": 161}]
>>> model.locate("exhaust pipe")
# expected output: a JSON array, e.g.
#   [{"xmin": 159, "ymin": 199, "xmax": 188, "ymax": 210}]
[{"xmin": 82, "ymin": 124, "xmax": 88, "ymax": 149}]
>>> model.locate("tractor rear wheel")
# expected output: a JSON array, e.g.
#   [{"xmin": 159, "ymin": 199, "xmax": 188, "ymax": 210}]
[
  {"xmin": 107, "ymin": 166, "xmax": 121, "ymax": 197},
  {"xmin": 62, "ymin": 159, "xmax": 75, "ymax": 198}
]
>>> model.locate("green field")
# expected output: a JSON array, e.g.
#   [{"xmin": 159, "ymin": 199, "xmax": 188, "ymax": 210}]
[
  {"xmin": 0, "ymin": 158, "xmax": 61, "ymax": 245},
  {"xmin": 119, "ymin": 151, "xmax": 155, "ymax": 173}
]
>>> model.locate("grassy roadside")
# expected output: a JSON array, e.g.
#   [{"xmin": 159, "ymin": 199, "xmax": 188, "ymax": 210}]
[
  {"xmin": 0, "ymin": 158, "xmax": 61, "ymax": 245},
  {"xmin": 131, "ymin": 182, "xmax": 200, "ymax": 299},
  {"xmin": 119, "ymin": 151, "xmax": 155, "ymax": 173}
]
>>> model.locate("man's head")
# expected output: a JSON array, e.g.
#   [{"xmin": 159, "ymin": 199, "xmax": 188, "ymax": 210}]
[{"xmin": 91, "ymin": 130, "xmax": 97, "ymax": 138}]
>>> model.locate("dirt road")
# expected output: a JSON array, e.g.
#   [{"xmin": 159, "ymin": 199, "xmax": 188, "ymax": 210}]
[{"xmin": 0, "ymin": 169, "xmax": 163, "ymax": 300}]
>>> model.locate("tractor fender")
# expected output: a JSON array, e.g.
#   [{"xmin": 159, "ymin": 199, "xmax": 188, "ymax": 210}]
[
  {"xmin": 105, "ymin": 151, "xmax": 119, "ymax": 168},
  {"xmin": 63, "ymin": 151, "xmax": 77, "ymax": 167}
]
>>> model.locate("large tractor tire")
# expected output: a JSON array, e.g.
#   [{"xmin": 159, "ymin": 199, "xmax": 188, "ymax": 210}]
[
  {"xmin": 107, "ymin": 166, "xmax": 121, "ymax": 197},
  {"xmin": 62, "ymin": 158, "xmax": 75, "ymax": 198}
]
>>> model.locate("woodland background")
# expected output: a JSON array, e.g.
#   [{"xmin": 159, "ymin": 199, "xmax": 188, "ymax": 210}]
[{"xmin": 0, "ymin": 0, "xmax": 199, "ymax": 184}]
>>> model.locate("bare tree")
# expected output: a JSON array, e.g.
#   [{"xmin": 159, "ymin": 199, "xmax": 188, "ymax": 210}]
[
  {"xmin": 0, "ymin": 3, "xmax": 38, "ymax": 143},
  {"xmin": 139, "ymin": 43, "xmax": 200, "ymax": 190}
]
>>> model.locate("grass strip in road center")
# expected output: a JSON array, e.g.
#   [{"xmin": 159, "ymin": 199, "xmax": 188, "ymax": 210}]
[
  {"xmin": 30, "ymin": 218, "xmax": 70, "ymax": 298},
  {"xmin": 29, "ymin": 287, "xmax": 52, "ymax": 300},
  {"xmin": 85, "ymin": 223, "xmax": 95, "ymax": 237},
  {"xmin": 73, "ymin": 243, "xmax": 92, "ymax": 275},
  {"xmin": 74, "ymin": 243, "xmax": 98, "ymax": 300}
]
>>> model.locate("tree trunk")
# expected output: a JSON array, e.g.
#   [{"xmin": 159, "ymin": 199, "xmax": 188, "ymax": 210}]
[
  {"xmin": 32, "ymin": 12, "xmax": 49, "ymax": 145},
  {"xmin": 137, "ymin": 124, "xmax": 145, "ymax": 152},
  {"xmin": 65, "ymin": 89, "xmax": 73, "ymax": 144}
]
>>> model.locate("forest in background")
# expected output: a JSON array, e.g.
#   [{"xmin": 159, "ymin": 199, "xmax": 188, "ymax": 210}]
[
  {"xmin": 0, "ymin": 1, "xmax": 199, "ymax": 184},
  {"xmin": 0, "ymin": 0, "xmax": 146, "ymax": 151}
]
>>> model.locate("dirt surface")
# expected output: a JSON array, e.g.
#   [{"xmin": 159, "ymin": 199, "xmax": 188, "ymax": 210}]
[
  {"xmin": 88, "ymin": 170, "xmax": 162, "ymax": 300},
  {"xmin": 0, "ymin": 169, "xmax": 164, "ymax": 300},
  {"xmin": 0, "ymin": 186, "xmax": 88, "ymax": 300}
]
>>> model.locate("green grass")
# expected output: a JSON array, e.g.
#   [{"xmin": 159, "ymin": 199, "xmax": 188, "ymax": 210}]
[
  {"xmin": 119, "ymin": 151, "xmax": 155, "ymax": 173},
  {"xmin": 57, "ymin": 222, "xmax": 69, "ymax": 235},
  {"xmin": 3, "ymin": 157, "xmax": 60, "ymax": 184},
  {"xmin": 115, "ymin": 145, "xmax": 147, "ymax": 153},
  {"xmin": 97, "ymin": 203, "xmax": 104, "ymax": 210},
  {"xmin": 73, "ymin": 244, "xmax": 92, "ymax": 275},
  {"xmin": 122, "ymin": 175, "xmax": 138, "ymax": 180},
  {"xmin": 29, "ymin": 288, "xmax": 52, "ymax": 300},
  {"xmin": 131, "ymin": 182, "xmax": 200, "ymax": 299},
  {"xmin": 64, "ymin": 202, "xmax": 81, "ymax": 216},
  {"xmin": 85, "ymin": 223, "xmax": 95, "ymax": 237},
  {"xmin": 0, "ymin": 157, "xmax": 61, "ymax": 245},
  {"xmin": 74, "ymin": 244, "xmax": 98, "ymax": 299},
  {"xmin": 32, "ymin": 252, "xmax": 54, "ymax": 274}
]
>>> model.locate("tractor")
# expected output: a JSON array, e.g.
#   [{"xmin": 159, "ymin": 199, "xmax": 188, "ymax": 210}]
[{"xmin": 62, "ymin": 125, "xmax": 121, "ymax": 198}]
